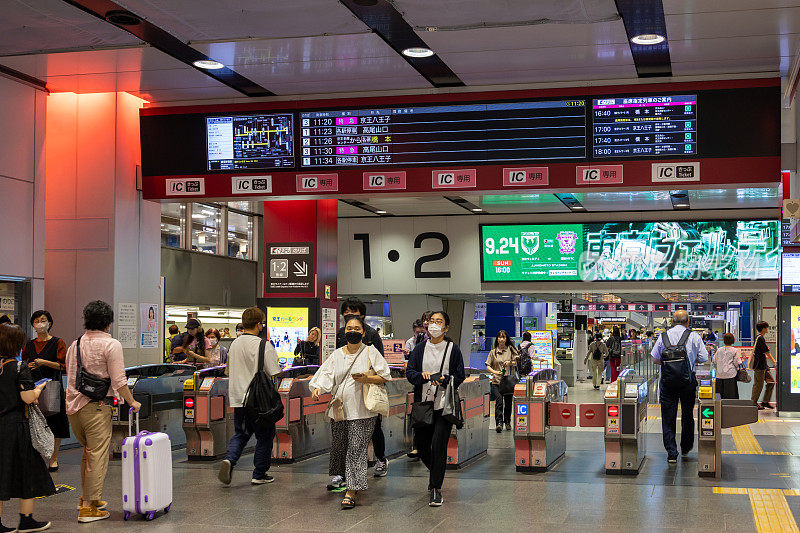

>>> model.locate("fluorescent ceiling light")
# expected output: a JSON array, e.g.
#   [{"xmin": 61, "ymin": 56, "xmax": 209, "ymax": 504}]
[
  {"xmin": 471, "ymin": 208, "xmax": 483, "ymax": 212},
  {"xmin": 193, "ymin": 59, "xmax": 225, "ymax": 70},
  {"xmin": 375, "ymin": 210, "xmax": 387, "ymax": 214},
  {"xmin": 631, "ymin": 34, "xmax": 665, "ymax": 45},
  {"xmin": 402, "ymin": 47, "xmax": 434, "ymax": 58}
]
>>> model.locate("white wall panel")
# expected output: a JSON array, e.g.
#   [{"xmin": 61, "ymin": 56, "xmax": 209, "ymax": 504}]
[
  {"xmin": 0, "ymin": 177, "xmax": 34, "ymax": 277},
  {"xmin": 0, "ymin": 76, "xmax": 35, "ymax": 182}
]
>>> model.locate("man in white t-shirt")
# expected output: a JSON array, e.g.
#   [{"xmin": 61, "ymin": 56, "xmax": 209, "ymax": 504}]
[{"xmin": 218, "ymin": 307, "xmax": 282, "ymax": 486}]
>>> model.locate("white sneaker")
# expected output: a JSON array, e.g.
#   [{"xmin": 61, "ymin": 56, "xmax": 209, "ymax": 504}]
[{"xmin": 326, "ymin": 475, "xmax": 346, "ymax": 491}]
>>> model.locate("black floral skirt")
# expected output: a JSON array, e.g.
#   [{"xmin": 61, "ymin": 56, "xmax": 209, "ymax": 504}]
[{"xmin": 0, "ymin": 410, "xmax": 56, "ymax": 500}]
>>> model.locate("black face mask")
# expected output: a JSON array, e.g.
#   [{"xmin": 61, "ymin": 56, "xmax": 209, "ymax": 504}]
[{"xmin": 345, "ymin": 331, "xmax": 363, "ymax": 344}]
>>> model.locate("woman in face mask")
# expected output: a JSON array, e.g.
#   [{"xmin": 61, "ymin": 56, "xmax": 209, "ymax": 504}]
[
  {"xmin": 205, "ymin": 328, "xmax": 227, "ymax": 367},
  {"xmin": 309, "ymin": 316, "xmax": 391, "ymax": 509},
  {"xmin": 406, "ymin": 311, "xmax": 466, "ymax": 507},
  {"xmin": 485, "ymin": 330, "xmax": 518, "ymax": 433},
  {"xmin": 22, "ymin": 310, "xmax": 70, "ymax": 472}
]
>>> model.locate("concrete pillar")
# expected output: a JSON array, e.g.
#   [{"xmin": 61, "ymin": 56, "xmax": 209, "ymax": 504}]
[
  {"xmin": 388, "ymin": 294, "xmax": 443, "ymax": 343},
  {"xmin": 45, "ymin": 92, "xmax": 161, "ymax": 366}
]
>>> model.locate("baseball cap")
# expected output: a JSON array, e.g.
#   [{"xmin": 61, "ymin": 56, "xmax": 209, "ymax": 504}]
[{"xmin": 186, "ymin": 318, "xmax": 201, "ymax": 329}]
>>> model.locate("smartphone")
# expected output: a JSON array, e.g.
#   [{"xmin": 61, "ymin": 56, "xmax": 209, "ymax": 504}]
[
  {"xmin": 35, "ymin": 378, "xmax": 51, "ymax": 386},
  {"xmin": 430, "ymin": 372, "xmax": 442, "ymax": 383}
]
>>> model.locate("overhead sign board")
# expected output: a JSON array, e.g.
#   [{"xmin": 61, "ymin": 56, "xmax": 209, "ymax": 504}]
[{"xmin": 267, "ymin": 242, "xmax": 314, "ymax": 293}]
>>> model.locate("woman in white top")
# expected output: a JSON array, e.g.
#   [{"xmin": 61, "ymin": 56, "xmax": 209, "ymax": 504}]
[
  {"xmin": 310, "ymin": 316, "xmax": 390, "ymax": 509},
  {"xmin": 713, "ymin": 332, "xmax": 742, "ymax": 399}
]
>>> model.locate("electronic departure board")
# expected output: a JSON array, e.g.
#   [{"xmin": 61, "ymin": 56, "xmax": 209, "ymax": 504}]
[
  {"xmin": 299, "ymin": 100, "xmax": 586, "ymax": 168},
  {"xmin": 206, "ymin": 114, "xmax": 294, "ymax": 171},
  {"xmin": 592, "ymin": 95, "xmax": 697, "ymax": 158}
]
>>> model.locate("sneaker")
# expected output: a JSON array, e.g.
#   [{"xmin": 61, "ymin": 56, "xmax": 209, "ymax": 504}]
[
  {"xmin": 760, "ymin": 402, "xmax": 772, "ymax": 409},
  {"xmin": 218, "ymin": 459, "xmax": 232, "ymax": 485},
  {"xmin": 407, "ymin": 450, "xmax": 419, "ymax": 459},
  {"xmin": 757, "ymin": 405, "xmax": 766, "ymax": 410},
  {"xmin": 327, "ymin": 475, "xmax": 347, "ymax": 492},
  {"xmin": 374, "ymin": 459, "xmax": 388, "ymax": 477},
  {"xmin": 78, "ymin": 499, "xmax": 108, "ymax": 510},
  {"xmin": 77, "ymin": 506, "xmax": 109, "ymax": 523},
  {"xmin": 667, "ymin": 455, "xmax": 678, "ymax": 464},
  {"xmin": 251, "ymin": 474, "xmax": 275, "ymax": 485},
  {"xmin": 505, "ymin": 423, "xmax": 512, "ymax": 431},
  {"xmin": 429, "ymin": 489, "xmax": 443, "ymax": 507},
  {"xmin": 496, "ymin": 425, "xmax": 502, "ymax": 433},
  {"xmin": 17, "ymin": 514, "xmax": 51, "ymax": 532},
  {"xmin": 0, "ymin": 522, "xmax": 14, "ymax": 533}
]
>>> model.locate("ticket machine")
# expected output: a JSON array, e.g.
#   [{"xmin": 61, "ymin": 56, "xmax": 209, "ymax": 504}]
[
  {"xmin": 446, "ymin": 372, "xmax": 490, "ymax": 468},
  {"xmin": 604, "ymin": 370, "xmax": 648, "ymax": 475},
  {"xmin": 111, "ymin": 364, "xmax": 195, "ymax": 456},
  {"xmin": 513, "ymin": 369, "xmax": 573, "ymax": 471},
  {"xmin": 183, "ymin": 366, "xmax": 231, "ymax": 460}
]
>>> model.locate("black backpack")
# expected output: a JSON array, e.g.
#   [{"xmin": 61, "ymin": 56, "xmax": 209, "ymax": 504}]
[
  {"xmin": 660, "ymin": 330, "xmax": 692, "ymax": 387},
  {"xmin": 517, "ymin": 344, "xmax": 532, "ymax": 376},
  {"xmin": 242, "ymin": 338, "xmax": 284, "ymax": 431},
  {"xmin": 592, "ymin": 344, "xmax": 603, "ymax": 360},
  {"xmin": 606, "ymin": 336, "xmax": 621, "ymax": 357}
]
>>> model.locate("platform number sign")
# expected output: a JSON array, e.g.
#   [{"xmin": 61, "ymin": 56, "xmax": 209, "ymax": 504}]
[{"xmin": 353, "ymin": 232, "xmax": 451, "ymax": 280}]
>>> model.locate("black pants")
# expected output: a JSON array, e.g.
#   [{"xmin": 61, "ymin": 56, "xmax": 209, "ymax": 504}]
[
  {"xmin": 716, "ymin": 377, "xmax": 739, "ymax": 400},
  {"xmin": 414, "ymin": 410, "xmax": 453, "ymax": 490},
  {"xmin": 492, "ymin": 384, "xmax": 512, "ymax": 425},
  {"xmin": 660, "ymin": 376, "xmax": 697, "ymax": 457},
  {"xmin": 371, "ymin": 415, "xmax": 385, "ymax": 461}
]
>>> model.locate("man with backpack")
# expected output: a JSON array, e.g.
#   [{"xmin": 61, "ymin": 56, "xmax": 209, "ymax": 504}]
[
  {"xmin": 585, "ymin": 333, "xmax": 608, "ymax": 389},
  {"xmin": 218, "ymin": 307, "xmax": 283, "ymax": 485},
  {"xmin": 650, "ymin": 310, "xmax": 708, "ymax": 464}
]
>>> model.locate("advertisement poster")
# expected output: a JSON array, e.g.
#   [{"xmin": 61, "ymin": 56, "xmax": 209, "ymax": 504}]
[
  {"xmin": 267, "ymin": 307, "xmax": 309, "ymax": 366},
  {"xmin": 790, "ymin": 306, "xmax": 800, "ymax": 394},
  {"xmin": 481, "ymin": 220, "xmax": 780, "ymax": 282},
  {"xmin": 529, "ymin": 330, "xmax": 554, "ymax": 367},
  {"xmin": 117, "ymin": 303, "xmax": 137, "ymax": 349},
  {"xmin": 321, "ymin": 307, "xmax": 337, "ymax": 362},
  {"xmin": 383, "ymin": 340, "xmax": 406, "ymax": 365},
  {"xmin": 140, "ymin": 303, "xmax": 159, "ymax": 349}
]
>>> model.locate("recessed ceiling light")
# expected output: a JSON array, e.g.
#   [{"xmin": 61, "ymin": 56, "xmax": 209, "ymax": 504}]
[
  {"xmin": 104, "ymin": 10, "xmax": 142, "ymax": 26},
  {"xmin": 193, "ymin": 59, "xmax": 225, "ymax": 70},
  {"xmin": 631, "ymin": 34, "xmax": 666, "ymax": 45},
  {"xmin": 402, "ymin": 47, "xmax": 434, "ymax": 58},
  {"xmin": 571, "ymin": 205, "xmax": 586, "ymax": 211},
  {"xmin": 471, "ymin": 208, "xmax": 483, "ymax": 212},
  {"xmin": 375, "ymin": 210, "xmax": 387, "ymax": 214}
]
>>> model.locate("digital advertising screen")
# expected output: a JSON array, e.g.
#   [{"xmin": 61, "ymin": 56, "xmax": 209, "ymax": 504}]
[
  {"xmin": 266, "ymin": 307, "xmax": 309, "ymax": 366},
  {"xmin": 530, "ymin": 330, "xmax": 554, "ymax": 368},
  {"xmin": 206, "ymin": 113, "xmax": 294, "ymax": 170},
  {"xmin": 481, "ymin": 219, "xmax": 780, "ymax": 282},
  {"xmin": 782, "ymin": 253, "xmax": 800, "ymax": 293}
]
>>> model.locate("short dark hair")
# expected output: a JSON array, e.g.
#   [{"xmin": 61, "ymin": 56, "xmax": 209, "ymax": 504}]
[
  {"xmin": 0, "ymin": 315, "xmax": 10, "ymax": 325},
  {"xmin": 206, "ymin": 328, "xmax": 221, "ymax": 340},
  {"xmin": 595, "ymin": 333, "xmax": 603, "ymax": 340},
  {"xmin": 723, "ymin": 333, "xmax": 735, "ymax": 346},
  {"xmin": 756, "ymin": 321, "xmax": 769, "ymax": 333},
  {"xmin": 30, "ymin": 310, "xmax": 54, "ymax": 331},
  {"xmin": 168, "ymin": 324, "xmax": 179, "ymax": 335},
  {"xmin": 431, "ymin": 310, "xmax": 450, "ymax": 326},
  {"xmin": 522, "ymin": 331, "xmax": 532, "ymax": 341},
  {"xmin": 612, "ymin": 326, "xmax": 620, "ymax": 337},
  {"xmin": 344, "ymin": 315, "xmax": 366, "ymax": 330},
  {"xmin": 83, "ymin": 300, "xmax": 114, "ymax": 331},
  {"xmin": 412, "ymin": 319, "xmax": 423, "ymax": 329},
  {"xmin": 0, "ymin": 323, "xmax": 25, "ymax": 357},
  {"xmin": 242, "ymin": 307, "xmax": 266, "ymax": 330},
  {"xmin": 235, "ymin": 323, "xmax": 244, "ymax": 331},
  {"xmin": 340, "ymin": 297, "xmax": 366, "ymax": 317}
]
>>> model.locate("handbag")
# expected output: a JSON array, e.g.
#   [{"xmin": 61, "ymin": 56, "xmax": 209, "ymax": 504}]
[
  {"xmin": 37, "ymin": 376, "xmax": 62, "ymax": 417},
  {"xmin": 75, "ymin": 335, "xmax": 111, "ymax": 401},
  {"xmin": 410, "ymin": 341, "xmax": 450, "ymax": 429},
  {"xmin": 497, "ymin": 349, "xmax": 520, "ymax": 396},
  {"xmin": 17, "ymin": 362, "xmax": 54, "ymax": 460},
  {"xmin": 736, "ymin": 366, "xmax": 751, "ymax": 383},
  {"xmin": 326, "ymin": 345, "xmax": 365, "ymax": 422},
  {"xmin": 363, "ymin": 365, "xmax": 389, "ymax": 417},
  {"xmin": 441, "ymin": 375, "xmax": 463, "ymax": 429}
]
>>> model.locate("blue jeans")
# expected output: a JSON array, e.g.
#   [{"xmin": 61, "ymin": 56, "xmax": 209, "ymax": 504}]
[{"xmin": 225, "ymin": 407, "xmax": 275, "ymax": 479}]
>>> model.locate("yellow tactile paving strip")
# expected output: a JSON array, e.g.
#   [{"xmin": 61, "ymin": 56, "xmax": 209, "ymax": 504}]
[
  {"xmin": 714, "ymin": 488, "xmax": 800, "ymax": 532},
  {"xmin": 732, "ymin": 425, "xmax": 765, "ymax": 454}
]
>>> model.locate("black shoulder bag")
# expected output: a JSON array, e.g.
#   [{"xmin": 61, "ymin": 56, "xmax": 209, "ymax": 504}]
[
  {"xmin": 242, "ymin": 338, "xmax": 284, "ymax": 430},
  {"xmin": 410, "ymin": 341, "xmax": 450, "ymax": 429},
  {"xmin": 75, "ymin": 336, "xmax": 111, "ymax": 401}
]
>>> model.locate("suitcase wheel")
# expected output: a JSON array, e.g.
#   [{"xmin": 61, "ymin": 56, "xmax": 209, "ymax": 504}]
[
  {"xmin": 123, "ymin": 512, "xmax": 130, "ymax": 521},
  {"xmin": 164, "ymin": 504, "xmax": 171, "ymax": 513},
  {"xmin": 146, "ymin": 512, "xmax": 155, "ymax": 521}
]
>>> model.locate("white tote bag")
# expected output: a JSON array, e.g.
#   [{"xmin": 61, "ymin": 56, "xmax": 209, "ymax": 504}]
[{"xmin": 363, "ymin": 367, "xmax": 390, "ymax": 417}]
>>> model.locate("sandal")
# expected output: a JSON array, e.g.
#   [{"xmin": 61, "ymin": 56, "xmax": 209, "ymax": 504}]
[{"xmin": 341, "ymin": 496, "xmax": 356, "ymax": 509}]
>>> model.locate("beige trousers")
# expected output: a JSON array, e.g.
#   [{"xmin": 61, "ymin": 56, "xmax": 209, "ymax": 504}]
[{"xmin": 68, "ymin": 402, "xmax": 112, "ymax": 502}]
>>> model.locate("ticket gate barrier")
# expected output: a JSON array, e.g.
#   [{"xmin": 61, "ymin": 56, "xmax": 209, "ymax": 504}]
[
  {"xmin": 603, "ymin": 370, "xmax": 648, "ymax": 475},
  {"xmin": 696, "ymin": 376, "xmax": 758, "ymax": 478},
  {"xmin": 110, "ymin": 364, "xmax": 195, "ymax": 456},
  {"xmin": 272, "ymin": 368, "xmax": 329, "ymax": 462},
  {"xmin": 446, "ymin": 373, "xmax": 491, "ymax": 468},
  {"xmin": 513, "ymin": 377, "xmax": 572, "ymax": 472},
  {"xmin": 183, "ymin": 366, "xmax": 232, "ymax": 460}
]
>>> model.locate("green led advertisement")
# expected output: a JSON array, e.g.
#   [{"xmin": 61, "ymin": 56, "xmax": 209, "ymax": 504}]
[{"xmin": 480, "ymin": 220, "xmax": 780, "ymax": 282}]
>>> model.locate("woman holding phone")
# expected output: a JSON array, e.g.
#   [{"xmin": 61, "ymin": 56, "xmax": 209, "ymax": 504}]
[
  {"xmin": 406, "ymin": 311, "xmax": 466, "ymax": 507},
  {"xmin": 309, "ymin": 316, "xmax": 390, "ymax": 509}
]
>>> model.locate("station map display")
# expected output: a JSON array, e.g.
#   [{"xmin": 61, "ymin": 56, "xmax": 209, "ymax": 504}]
[
  {"xmin": 207, "ymin": 114, "xmax": 294, "ymax": 170},
  {"xmin": 481, "ymin": 220, "xmax": 780, "ymax": 282}
]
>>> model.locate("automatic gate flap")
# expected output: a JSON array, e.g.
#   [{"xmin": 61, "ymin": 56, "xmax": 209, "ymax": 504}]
[
  {"xmin": 721, "ymin": 399, "xmax": 758, "ymax": 429},
  {"xmin": 550, "ymin": 402, "xmax": 576, "ymax": 427},
  {"xmin": 579, "ymin": 403, "xmax": 605, "ymax": 427}
]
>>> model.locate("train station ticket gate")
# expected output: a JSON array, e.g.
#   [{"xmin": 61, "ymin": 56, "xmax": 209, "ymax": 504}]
[
  {"xmin": 695, "ymin": 374, "xmax": 759, "ymax": 478},
  {"xmin": 272, "ymin": 366, "xmax": 328, "ymax": 462},
  {"xmin": 446, "ymin": 372, "xmax": 491, "ymax": 468},
  {"xmin": 603, "ymin": 370, "xmax": 649, "ymax": 475},
  {"xmin": 182, "ymin": 366, "xmax": 231, "ymax": 460},
  {"xmin": 111, "ymin": 364, "xmax": 195, "ymax": 456},
  {"xmin": 513, "ymin": 369, "xmax": 574, "ymax": 472},
  {"xmin": 371, "ymin": 368, "xmax": 414, "ymax": 460}
]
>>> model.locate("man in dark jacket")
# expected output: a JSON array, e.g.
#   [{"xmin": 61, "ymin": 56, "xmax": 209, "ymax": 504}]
[{"xmin": 334, "ymin": 297, "xmax": 387, "ymax": 477}]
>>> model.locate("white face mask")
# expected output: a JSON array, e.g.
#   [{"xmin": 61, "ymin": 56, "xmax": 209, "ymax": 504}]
[
  {"xmin": 428, "ymin": 323, "xmax": 444, "ymax": 338},
  {"xmin": 34, "ymin": 322, "xmax": 49, "ymax": 333},
  {"xmin": 209, "ymin": 338, "xmax": 218, "ymax": 347}
]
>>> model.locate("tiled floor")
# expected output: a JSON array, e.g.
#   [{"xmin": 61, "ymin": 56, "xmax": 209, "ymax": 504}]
[{"xmin": 4, "ymin": 379, "xmax": 799, "ymax": 532}]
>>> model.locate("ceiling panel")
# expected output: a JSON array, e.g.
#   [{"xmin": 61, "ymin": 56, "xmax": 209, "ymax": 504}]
[
  {"xmin": 459, "ymin": 64, "xmax": 638, "ymax": 85},
  {"xmin": 337, "ymin": 201, "xmax": 377, "ymax": 217},
  {"xmin": 669, "ymin": 34, "xmax": 798, "ymax": 64},
  {"xmin": 475, "ymin": 194, "xmax": 570, "ymax": 213},
  {"xmin": 664, "ymin": 0, "xmax": 800, "ymax": 15},
  {"xmin": 0, "ymin": 47, "xmax": 190, "ymax": 77},
  {"xmin": 574, "ymin": 191, "xmax": 674, "ymax": 211},
  {"xmin": 129, "ymin": 85, "xmax": 256, "ymax": 102},
  {"xmin": 687, "ymin": 187, "xmax": 780, "ymax": 210},
  {"xmin": 366, "ymin": 196, "xmax": 467, "ymax": 216},
  {"xmin": 119, "ymin": 0, "xmax": 366, "ymax": 41},
  {"xmin": 0, "ymin": 0, "xmax": 140, "ymax": 55},
  {"xmin": 671, "ymin": 57, "xmax": 787, "ymax": 76},
  {"xmin": 666, "ymin": 7, "xmax": 800, "ymax": 41}
]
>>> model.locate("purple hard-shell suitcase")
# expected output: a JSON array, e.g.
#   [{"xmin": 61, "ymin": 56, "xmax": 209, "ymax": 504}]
[{"xmin": 121, "ymin": 409, "xmax": 173, "ymax": 521}]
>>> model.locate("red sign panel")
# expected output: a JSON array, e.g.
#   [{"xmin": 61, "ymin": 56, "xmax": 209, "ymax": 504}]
[
  {"xmin": 549, "ymin": 402, "xmax": 576, "ymax": 427},
  {"xmin": 184, "ymin": 397, "xmax": 194, "ymax": 409},
  {"xmin": 503, "ymin": 167, "xmax": 549, "ymax": 187},
  {"xmin": 607, "ymin": 404, "xmax": 619, "ymax": 417},
  {"xmin": 432, "ymin": 169, "xmax": 477, "ymax": 189},
  {"xmin": 579, "ymin": 403, "xmax": 605, "ymax": 427},
  {"xmin": 363, "ymin": 171, "xmax": 406, "ymax": 191},
  {"xmin": 576, "ymin": 165, "xmax": 623, "ymax": 185}
]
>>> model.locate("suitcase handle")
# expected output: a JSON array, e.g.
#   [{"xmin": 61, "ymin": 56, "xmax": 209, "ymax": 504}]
[{"xmin": 128, "ymin": 408, "xmax": 139, "ymax": 436}]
